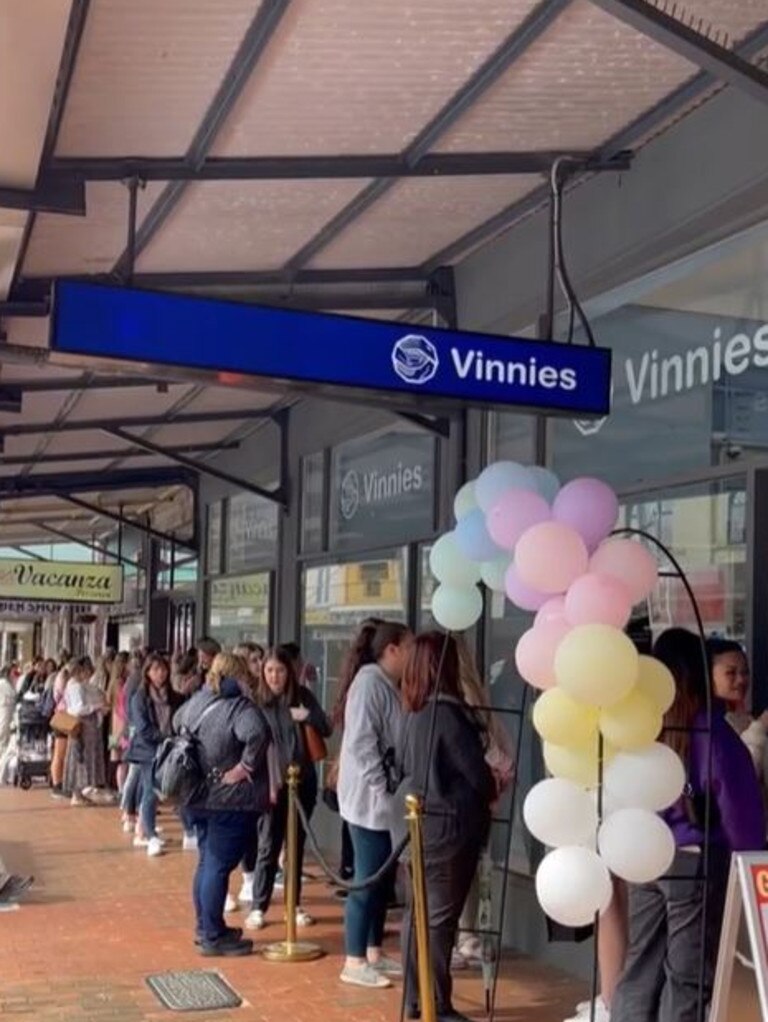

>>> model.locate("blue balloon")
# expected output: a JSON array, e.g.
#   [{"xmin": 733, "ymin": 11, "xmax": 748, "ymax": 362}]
[
  {"xmin": 454, "ymin": 508, "xmax": 503, "ymax": 562},
  {"xmin": 528, "ymin": 466, "xmax": 561, "ymax": 504},
  {"xmin": 475, "ymin": 461, "xmax": 535, "ymax": 512}
]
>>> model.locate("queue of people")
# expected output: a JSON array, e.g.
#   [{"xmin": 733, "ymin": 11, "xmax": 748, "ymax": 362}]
[{"xmin": 3, "ymin": 619, "xmax": 767, "ymax": 1022}]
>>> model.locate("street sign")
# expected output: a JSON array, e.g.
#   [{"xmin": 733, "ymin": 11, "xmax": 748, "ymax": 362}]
[
  {"xmin": 50, "ymin": 281, "xmax": 612, "ymax": 418},
  {"xmin": 711, "ymin": 852, "xmax": 768, "ymax": 1021}
]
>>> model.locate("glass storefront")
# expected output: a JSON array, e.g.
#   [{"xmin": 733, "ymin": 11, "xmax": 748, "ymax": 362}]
[{"xmin": 207, "ymin": 572, "xmax": 272, "ymax": 649}]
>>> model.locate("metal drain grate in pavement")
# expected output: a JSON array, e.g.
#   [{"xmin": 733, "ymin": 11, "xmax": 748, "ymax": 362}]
[{"xmin": 145, "ymin": 970, "xmax": 242, "ymax": 1012}]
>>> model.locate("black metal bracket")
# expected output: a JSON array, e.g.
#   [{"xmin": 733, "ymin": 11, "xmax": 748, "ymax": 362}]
[
  {"xmin": 33, "ymin": 521, "xmax": 140, "ymax": 569},
  {"xmin": 0, "ymin": 179, "xmax": 85, "ymax": 216},
  {"xmin": 121, "ymin": 176, "xmax": 146, "ymax": 285},
  {"xmin": 395, "ymin": 412, "xmax": 452, "ymax": 439},
  {"xmin": 588, "ymin": 0, "xmax": 768, "ymax": 105},
  {"xmin": 57, "ymin": 493, "xmax": 197, "ymax": 552},
  {"xmin": 427, "ymin": 266, "xmax": 458, "ymax": 328},
  {"xmin": 103, "ymin": 420, "xmax": 289, "ymax": 509}
]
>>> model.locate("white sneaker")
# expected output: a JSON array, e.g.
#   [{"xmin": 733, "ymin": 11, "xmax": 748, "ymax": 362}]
[
  {"xmin": 147, "ymin": 837, "xmax": 164, "ymax": 858},
  {"xmin": 133, "ymin": 836, "xmax": 149, "ymax": 848},
  {"xmin": 224, "ymin": 894, "xmax": 238, "ymax": 913},
  {"xmin": 295, "ymin": 907, "xmax": 315, "ymax": 928},
  {"xmin": 244, "ymin": 909, "xmax": 266, "ymax": 930},
  {"xmin": 182, "ymin": 833, "xmax": 198, "ymax": 852},
  {"xmin": 565, "ymin": 998, "xmax": 610, "ymax": 1022},
  {"xmin": 122, "ymin": 819, "xmax": 134, "ymax": 834},
  {"xmin": 238, "ymin": 873, "xmax": 254, "ymax": 904}
]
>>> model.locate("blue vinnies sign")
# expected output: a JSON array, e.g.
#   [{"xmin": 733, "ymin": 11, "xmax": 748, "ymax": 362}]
[{"xmin": 50, "ymin": 281, "xmax": 612, "ymax": 417}]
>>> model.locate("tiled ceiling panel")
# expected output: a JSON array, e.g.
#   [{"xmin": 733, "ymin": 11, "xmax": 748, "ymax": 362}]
[
  {"xmin": 434, "ymin": 0, "xmax": 699, "ymax": 153},
  {"xmin": 23, "ymin": 182, "xmax": 165, "ymax": 276},
  {"xmin": 136, "ymin": 179, "xmax": 367, "ymax": 272},
  {"xmin": 213, "ymin": 0, "xmax": 538, "ymax": 156},
  {"xmin": 56, "ymin": 0, "xmax": 261, "ymax": 156},
  {"xmin": 310, "ymin": 175, "xmax": 542, "ymax": 268}
]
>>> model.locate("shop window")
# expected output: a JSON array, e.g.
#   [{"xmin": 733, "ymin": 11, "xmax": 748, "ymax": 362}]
[
  {"xmin": 300, "ymin": 549, "xmax": 408, "ymax": 716},
  {"xmin": 301, "ymin": 451, "xmax": 326, "ymax": 554},
  {"xmin": 227, "ymin": 493, "xmax": 279, "ymax": 573},
  {"xmin": 488, "ymin": 412, "xmax": 536, "ymax": 463},
  {"xmin": 206, "ymin": 502, "xmax": 223, "ymax": 576},
  {"xmin": 329, "ymin": 428, "xmax": 436, "ymax": 553},
  {"xmin": 207, "ymin": 572, "xmax": 271, "ymax": 649}
]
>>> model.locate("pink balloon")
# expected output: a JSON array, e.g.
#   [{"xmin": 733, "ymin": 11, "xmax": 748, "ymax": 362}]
[
  {"xmin": 534, "ymin": 597, "xmax": 567, "ymax": 629},
  {"xmin": 553, "ymin": 477, "xmax": 619, "ymax": 552},
  {"xmin": 505, "ymin": 563, "xmax": 548, "ymax": 612},
  {"xmin": 565, "ymin": 572, "xmax": 633, "ymax": 629},
  {"xmin": 515, "ymin": 522, "xmax": 589, "ymax": 595},
  {"xmin": 515, "ymin": 620, "xmax": 572, "ymax": 689},
  {"xmin": 486, "ymin": 488, "xmax": 551, "ymax": 552},
  {"xmin": 590, "ymin": 538, "xmax": 658, "ymax": 604}
]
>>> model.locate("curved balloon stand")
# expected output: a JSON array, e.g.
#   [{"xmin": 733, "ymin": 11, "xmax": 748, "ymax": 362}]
[{"xmin": 611, "ymin": 527, "xmax": 713, "ymax": 1022}]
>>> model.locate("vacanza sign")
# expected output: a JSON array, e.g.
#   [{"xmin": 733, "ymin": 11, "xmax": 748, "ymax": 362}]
[
  {"xmin": 50, "ymin": 281, "xmax": 612, "ymax": 418},
  {"xmin": 0, "ymin": 560, "xmax": 124, "ymax": 605}
]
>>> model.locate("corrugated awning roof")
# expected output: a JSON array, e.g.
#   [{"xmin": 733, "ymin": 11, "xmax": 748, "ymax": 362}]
[{"xmin": 0, "ymin": 0, "xmax": 766, "ymax": 545}]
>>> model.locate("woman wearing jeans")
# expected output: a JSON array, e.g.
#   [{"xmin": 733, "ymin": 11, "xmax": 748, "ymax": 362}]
[
  {"xmin": 338, "ymin": 620, "xmax": 413, "ymax": 989},
  {"xmin": 126, "ymin": 655, "xmax": 179, "ymax": 857},
  {"xmin": 175, "ymin": 652, "xmax": 270, "ymax": 958}
]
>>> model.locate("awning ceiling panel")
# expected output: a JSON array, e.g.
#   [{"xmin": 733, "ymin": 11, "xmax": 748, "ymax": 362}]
[
  {"xmin": 24, "ymin": 182, "xmax": 166, "ymax": 276},
  {"xmin": 137, "ymin": 180, "xmax": 370, "ymax": 273},
  {"xmin": 55, "ymin": 0, "xmax": 261, "ymax": 157},
  {"xmin": 212, "ymin": 0, "xmax": 535, "ymax": 157},
  {"xmin": 310, "ymin": 175, "xmax": 543, "ymax": 268}
]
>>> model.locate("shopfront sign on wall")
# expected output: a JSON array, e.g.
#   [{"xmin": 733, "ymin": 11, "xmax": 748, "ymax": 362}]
[
  {"xmin": 50, "ymin": 281, "xmax": 612, "ymax": 417},
  {"xmin": 227, "ymin": 492, "xmax": 278, "ymax": 572},
  {"xmin": 0, "ymin": 560, "xmax": 124, "ymax": 604},
  {"xmin": 330, "ymin": 429, "xmax": 435, "ymax": 551}
]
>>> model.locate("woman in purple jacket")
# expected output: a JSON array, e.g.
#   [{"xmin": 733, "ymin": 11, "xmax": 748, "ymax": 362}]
[{"xmin": 612, "ymin": 628, "xmax": 765, "ymax": 1022}]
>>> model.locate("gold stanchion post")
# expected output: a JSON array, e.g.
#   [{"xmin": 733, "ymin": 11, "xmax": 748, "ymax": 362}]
[
  {"xmin": 263, "ymin": 764, "xmax": 324, "ymax": 963},
  {"xmin": 406, "ymin": 794, "xmax": 437, "ymax": 1022}
]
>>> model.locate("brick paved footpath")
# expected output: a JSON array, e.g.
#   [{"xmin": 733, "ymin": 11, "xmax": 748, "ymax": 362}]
[{"xmin": 0, "ymin": 786, "xmax": 585, "ymax": 1022}]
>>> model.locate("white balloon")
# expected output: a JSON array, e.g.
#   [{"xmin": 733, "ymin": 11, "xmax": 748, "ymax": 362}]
[
  {"xmin": 475, "ymin": 461, "xmax": 535, "ymax": 512},
  {"xmin": 454, "ymin": 481, "xmax": 478, "ymax": 521},
  {"xmin": 524, "ymin": 778, "xmax": 598, "ymax": 849},
  {"xmin": 535, "ymin": 846, "xmax": 613, "ymax": 928},
  {"xmin": 480, "ymin": 557, "xmax": 511, "ymax": 593},
  {"xmin": 598, "ymin": 809, "xmax": 675, "ymax": 883},
  {"xmin": 604, "ymin": 743, "xmax": 686, "ymax": 813},
  {"xmin": 431, "ymin": 584, "xmax": 483, "ymax": 632},
  {"xmin": 528, "ymin": 466, "xmax": 561, "ymax": 504},
  {"xmin": 429, "ymin": 532, "xmax": 481, "ymax": 587}
]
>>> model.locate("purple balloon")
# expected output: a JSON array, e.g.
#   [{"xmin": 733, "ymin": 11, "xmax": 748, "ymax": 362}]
[
  {"xmin": 486, "ymin": 488, "xmax": 551, "ymax": 552},
  {"xmin": 553, "ymin": 477, "xmax": 619, "ymax": 552},
  {"xmin": 505, "ymin": 563, "xmax": 548, "ymax": 612}
]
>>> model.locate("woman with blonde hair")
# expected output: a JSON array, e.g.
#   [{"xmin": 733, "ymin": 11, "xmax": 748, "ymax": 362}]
[{"xmin": 174, "ymin": 651, "xmax": 270, "ymax": 957}]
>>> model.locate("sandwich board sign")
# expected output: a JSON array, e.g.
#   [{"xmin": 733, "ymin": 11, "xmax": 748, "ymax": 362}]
[{"xmin": 711, "ymin": 852, "xmax": 768, "ymax": 1021}]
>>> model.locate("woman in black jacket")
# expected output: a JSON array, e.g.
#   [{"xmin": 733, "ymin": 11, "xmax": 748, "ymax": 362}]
[
  {"xmin": 396, "ymin": 632, "xmax": 496, "ymax": 1022},
  {"xmin": 245, "ymin": 645, "xmax": 332, "ymax": 931},
  {"xmin": 127, "ymin": 654, "xmax": 180, "ymax": 857},
  {"xmin": 174, "ymin": 652, "xmax": 270, "ymax": 958}
]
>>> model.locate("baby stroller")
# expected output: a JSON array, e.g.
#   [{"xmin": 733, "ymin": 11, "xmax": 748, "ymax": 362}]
[{"xmin": 14, "ymin": 699, "xmax": 51, "ymax": 790}]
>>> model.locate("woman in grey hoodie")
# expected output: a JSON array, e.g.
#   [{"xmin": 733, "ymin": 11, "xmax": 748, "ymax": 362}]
[{"xmin": 338, "ymin": 620, "xmax": 413, "ymax": 990}]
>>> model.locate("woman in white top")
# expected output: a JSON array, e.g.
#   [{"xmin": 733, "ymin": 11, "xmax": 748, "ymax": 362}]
[
  {"xmin": 62, "ymin": 657, "xmax": 107, "ymax": 806},
  {"xmin": 0, "ymin": 666, "xmax": 16, "ymax": 762}
]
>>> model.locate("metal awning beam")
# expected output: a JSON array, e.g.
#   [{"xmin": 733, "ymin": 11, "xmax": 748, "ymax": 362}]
[
  {"xmin": 104, "ymin": 426, "xmax": 287, "ymax": 508},
  {"xmin": 47, "ymin": 151, "xmax": 604, "ymax": 182},
  {"xmin": 0, "ymin": 408, "xmax": 274, "ymax": 438},
  {"xmin": 0, "ymin": 440, "xmax": 240, "ymax": 467},
  {"xmin": 0, "ymin": 179, "xmax": 85, "ymax": 216},
  {"xmin": 33, "ymin": 522, "xmax": 140, "ymax": 569},
  {"xmin": 0, "ymin": 375, "xmax": 170, "ymax": 393},
  {"xmin": 396, "ymin": 412, "xmax": 452, "ymax": 438},
  {"xmin": 57, "ymin": 494, "xmax": 195, "ymax": 551},
  {"xmin": 10, "ymin": 546, "xmax": 46, "ymax": 561},
  {"xmin": 588, "ymin": 0, "xmax": 768, "ymax": 104},
  {"xmin": 0, "ymin": 466, "xmax": 193, "ymax": 497}
]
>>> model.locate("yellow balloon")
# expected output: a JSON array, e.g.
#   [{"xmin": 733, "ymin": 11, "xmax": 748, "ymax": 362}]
[
  {"xmin": 544, "ymin": 737, "xmax": 617, "ymax": 787},
  {"xmin": 599, "ymin": 689, "xmax": 663, "ymax": 750},
  {"xmin": 533, "ymin": 689, "xmax": 599, "ymax": 747},
  {"xmin": 554, "ymin": 624, "xmax": 639, "ymax": 707},
  {"xmin": 634, "ymin": 655, "xmax": 676, "ymax": 714}
]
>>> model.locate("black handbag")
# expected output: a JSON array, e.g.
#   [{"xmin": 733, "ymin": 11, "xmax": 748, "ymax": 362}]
[{"xmin": 152, "ymin": 699, "xmax": 220, "ymax": 805}]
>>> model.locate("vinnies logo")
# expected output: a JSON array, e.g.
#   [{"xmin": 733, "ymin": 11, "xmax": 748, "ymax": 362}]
[{"xmin": 391, "ymin": 335, "xmax": 440, "ymax": 385}]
